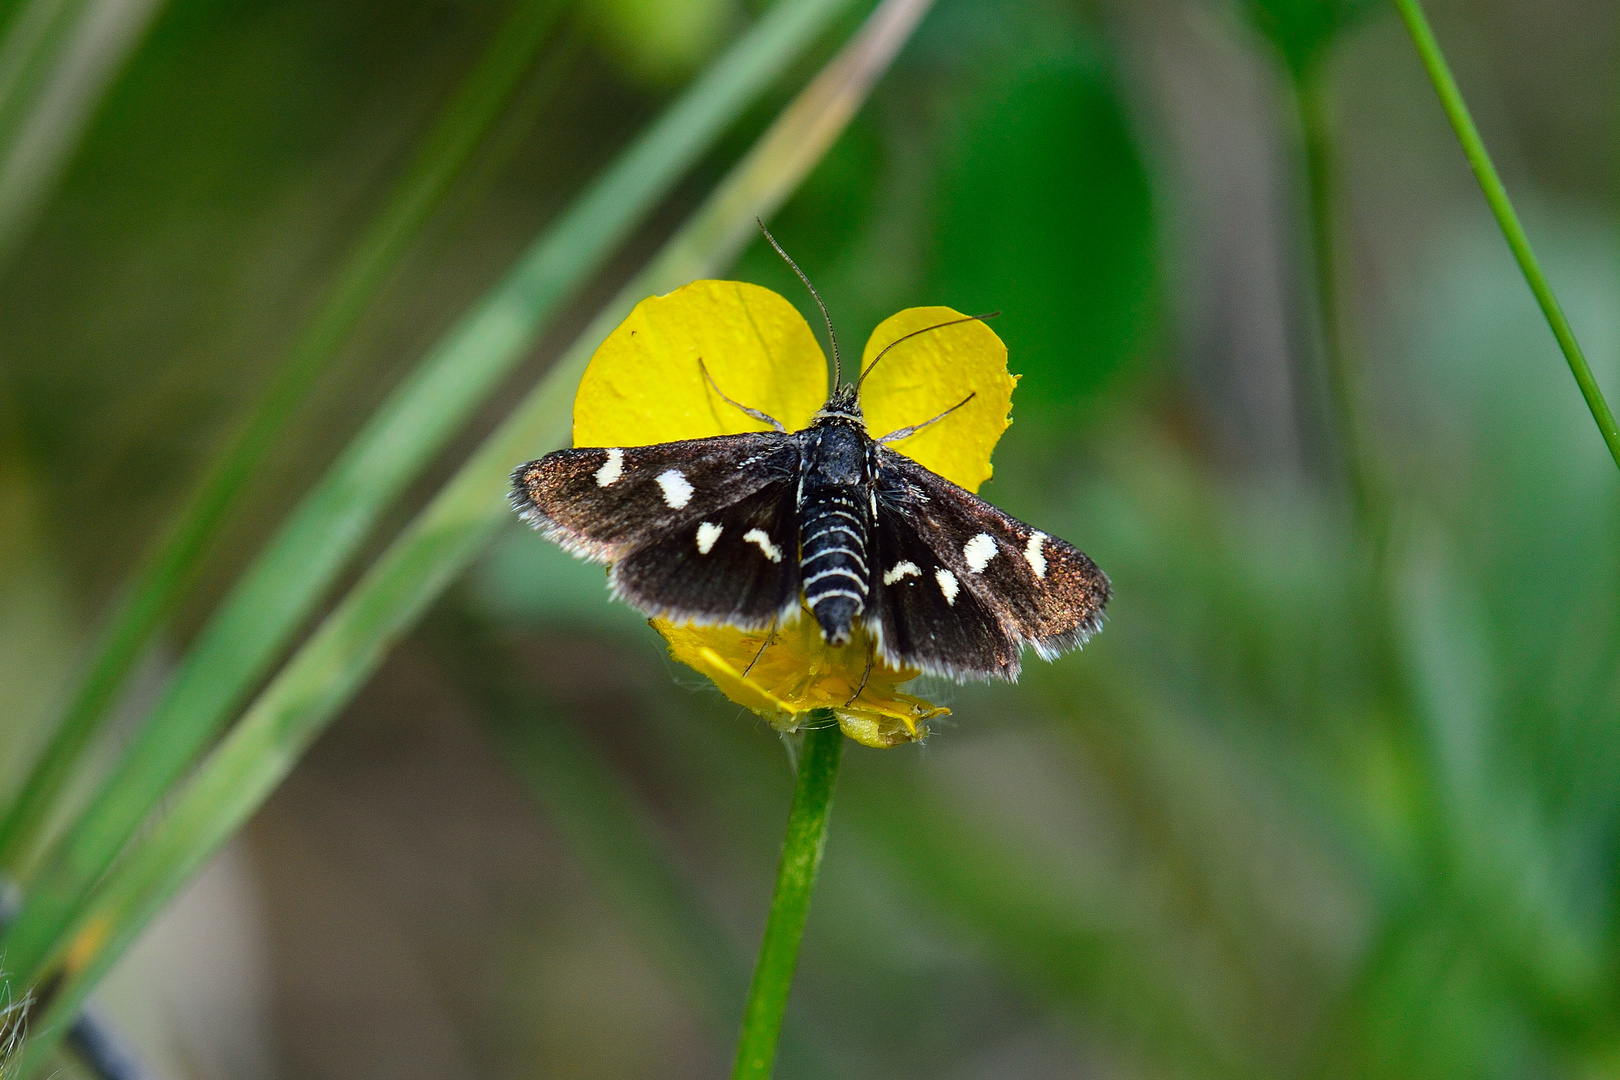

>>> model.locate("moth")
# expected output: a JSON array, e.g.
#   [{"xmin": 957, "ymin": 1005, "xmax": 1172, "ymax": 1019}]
[{"xmin": 509, "ymin": 245, "xmax": 1109, "ymax": 682}]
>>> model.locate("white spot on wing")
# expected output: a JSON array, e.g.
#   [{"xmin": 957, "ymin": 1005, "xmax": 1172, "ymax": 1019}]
[
  {"xmin": 595, "ymin": 448, "xmax": 624, "ymax": 487},
  {"xmin": 963, "ymin": 532, "xmax": 998, "ymax": 573},
  {"xmin": 743, "ymin": 528, "xmax": 782, "ymax": 562},
  {"xmin": 695, "ymin": 521, "xmax": 723, "ymax": 554},
  {"xmin": 1024, "ymin": 532, "xmax": 1048, "ymax": 578},
  {"xmin": 657, "ymin": 468, "xmax": 693, "ymax": 509},
  {"xmin": 883, "ymin": 560, "xmax": 920, "ymax": 585},
  {"xmin": 936, "ymin": 568, "xmax": 960, "ymax": 605}
]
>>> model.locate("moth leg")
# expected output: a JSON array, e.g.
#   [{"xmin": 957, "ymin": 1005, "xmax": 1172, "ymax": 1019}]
[
  {"xmin": 743, "ymin": 620, "xmax": 777, "ymax": 677},
  {"xmin": 699, "ymin": 358, "xmax": 786, "ymax": 432},
  {"xmin": 845, "ymin": 644, "xmax": 875, "ymax": 707},
  {"xmin": 876, "ymin": 391, "xmax": 976, "ymax": 444}
]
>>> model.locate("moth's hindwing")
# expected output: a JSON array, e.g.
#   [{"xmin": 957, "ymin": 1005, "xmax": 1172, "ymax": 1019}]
[
  {"xmin": 870, "ymin": 500, "xmax": 1021, "ymax": 680},
  {"xmin": 510, "ymin": 433, "xmax": 797, "ymax": 561},
  {"xmin": 510, "ymin": 432, "xmax": 803, "ymax": 629},
  {"xmin": 870, "ymin": 447, "xmax": 1110, "ymax": 680}
]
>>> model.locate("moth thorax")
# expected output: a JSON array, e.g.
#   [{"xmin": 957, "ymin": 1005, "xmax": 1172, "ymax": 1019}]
[{"xmin": 809, "ymin": 423, "xmax": 867, "ymax": 485}]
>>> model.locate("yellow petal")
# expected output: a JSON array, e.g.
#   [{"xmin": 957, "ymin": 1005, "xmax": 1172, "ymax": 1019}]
[
  {"xmin": 857, "ymin": 306, "xmax": 1017, "ymax": 493},
  {"xmin": 574, "ymin": 279, "xmax": 828, "ymax": 448},
  {"xmin": 653, "ymin": 614, "xmax": 946, "ymax": 748}
]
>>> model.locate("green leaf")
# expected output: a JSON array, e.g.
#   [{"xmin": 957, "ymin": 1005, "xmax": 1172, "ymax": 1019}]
[{"xmin": 932, "ymin": 49, "xmax": 1157, "ymax": 411}]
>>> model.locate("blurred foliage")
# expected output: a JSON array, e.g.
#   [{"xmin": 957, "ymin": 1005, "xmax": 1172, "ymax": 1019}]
[
  {"xmin": 1245, "ymin": 0, "xmax": 1377, "ymax": 74},
  {"xmin": 4, "ymin": 0, "xmax": 1620, "ymax": 1076},
  {"xmin": 580, "ymin": 0, "xmax": 739, "ymax": 82},
  {"xmin": 933, "ymin": 47, "xmax": 1155, "ymax": 411},
  {"xmin": 0, "ymin": 421, "xmax": 76, "ymax": 797}
]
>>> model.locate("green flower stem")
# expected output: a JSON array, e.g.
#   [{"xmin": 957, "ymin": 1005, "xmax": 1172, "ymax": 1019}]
[
  {"xmin": 1392, "ymin": 0, "xmax": 1620, "ymax": 472},
  {"xmin": 0, "ymin": 0, "xmax": 860, "ymax": 987},
  {"xmin": 0, "ymin": 0, "xmax": 566, "ymax": 880},
  {"xmin": 8, "ymin": 0, "xmax": 929, "ymax": 1062},
  {"xmin": 425, "ymin": 606, "xmax": 757, "ymax": 1014},
  {"xmin": 425, "ymin": 607, "xmax": 828, "ymax": 1078},
  {"xmin": 1291, "ymin": 60, "xmax": 1375, "ymax": 528},
  {"xmin": 732, "ymin": 717, "xmax": 844, "ymax": 1080}
]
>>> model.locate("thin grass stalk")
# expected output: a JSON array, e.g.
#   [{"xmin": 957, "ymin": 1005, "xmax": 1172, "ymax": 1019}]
[
  {"xmin": 1391, "ymin": 0, "xmax": 1620, "ymax": 471},
  {"xmin": 0, "ymin": 0, "xmax": 859, "ymax": 984},
  {"xmin": 0, "ymin": 0, "xmax": 566, "ymax": 880},
  {"xmin": 731, "ymin": 718, "xmax": 844, "ymax": 1080},
  {"xmin": 1290, "ymin": 53, "xmax": 1423, "ymax": 766},
  {"xmin": 0, "ymin": 0, "xmax": 163, "ymax": 264},
  {"xmin": 10, "ymin": 0, "xmax": 931, "ymax": 1059},
  {"xmin": 1290, "ymin": 59, "xmax": 1376, "ymax": 531}
]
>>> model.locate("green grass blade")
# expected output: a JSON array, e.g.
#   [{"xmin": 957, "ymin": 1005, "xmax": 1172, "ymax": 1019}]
[
  {"xmin": 0, "ymin": 0, "xmax": 566, "ymax": 880},
  {"xmin": 0, "ymin": 0, "xmax": 163, "ymax": 263},
  {"xmin": 0, "ymin": 0, "xmax": 858, "ymax": 985},
  {"xmin": 8, "ymin": 0, "xmax": 930, "ymax": 1056},
  {"xmin": 1392, "ymin": 0, "xmax": 1620, "ymax": 471}
]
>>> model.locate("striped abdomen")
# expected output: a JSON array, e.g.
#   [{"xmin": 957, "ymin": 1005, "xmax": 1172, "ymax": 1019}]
[{"xmin": 800, "ymin": 484, "xmax": 870, "ymax": 644}]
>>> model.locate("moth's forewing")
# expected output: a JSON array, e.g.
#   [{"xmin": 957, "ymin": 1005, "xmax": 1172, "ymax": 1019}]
[
  {"xmin": 870, "ymin": 448, "xmax": 1109, "ymax": 679},
  {"xmin": 510, "ymin": 433, "xmax": 797, "ymax": 563},
  {"xmin": 610, "ymin": 482, "xmax": 801, "ymax": 629}
]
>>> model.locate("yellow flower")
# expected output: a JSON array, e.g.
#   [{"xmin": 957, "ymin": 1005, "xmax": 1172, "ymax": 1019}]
[{"xmin": 573, "ymin": 279, "xmax": 1017, "ymax": 748}]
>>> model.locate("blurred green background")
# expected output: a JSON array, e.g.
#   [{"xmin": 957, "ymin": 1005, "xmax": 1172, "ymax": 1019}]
[{"xmin": 4, "ymin": 0, "xmax": 1620, "ymax": 1077}]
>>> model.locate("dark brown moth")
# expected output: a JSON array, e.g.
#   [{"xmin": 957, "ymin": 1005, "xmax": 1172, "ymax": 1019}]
[
  {"xmin": 511, "ymin": 233, "xmax": 1108, "ymax": 681},
  {"xmin": 510, "ymin": 372, "xmax": 1108, "ymax": 682}
]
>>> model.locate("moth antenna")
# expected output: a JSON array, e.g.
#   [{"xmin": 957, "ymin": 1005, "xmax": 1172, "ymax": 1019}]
[
  {"xmin": 877, "ymin": 391, "xmax": 977, "ymax": 444},
  {"xmin": 758, "ymin": 218, "xmax": 842, "ymax": 386},
  {"xmin": 699, "ymin": 358, "xmax": 786, "ymax": 431},
  {"xmin": 856, "ymin": 311, "xmax": 1000, "ymax": 391}
]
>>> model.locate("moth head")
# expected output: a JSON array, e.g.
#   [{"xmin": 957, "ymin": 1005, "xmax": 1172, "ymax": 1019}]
[{"xmin": 814, "ymin": 382, "xmax": 864, "ymax": 423}]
